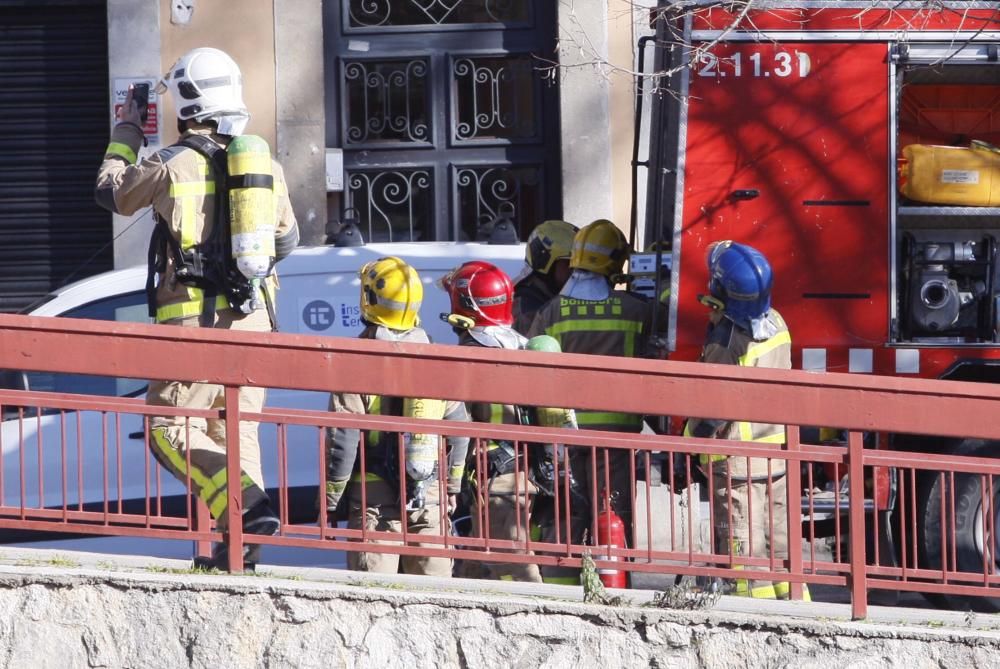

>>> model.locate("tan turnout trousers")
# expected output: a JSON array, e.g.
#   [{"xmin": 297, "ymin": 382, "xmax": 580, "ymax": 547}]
[
  {"xmin": 347, "ymin": 478, "xmax": 453, "ymax": 577},
  {"xmin": 146, "ymin": 308, "xmax": 270, "ymax": 526},
  {"xmin": 712, "ymin": 473, "xmax": 792, "ymax": 599},
  {"xmin": 471, "ymin": 472, "xmax": 542, "ymax": 583}
]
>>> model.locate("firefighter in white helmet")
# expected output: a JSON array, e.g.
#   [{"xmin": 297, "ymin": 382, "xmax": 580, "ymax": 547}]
[
  {"xmin": 682, "ymin": 241, "xmax": 810, "ymax": 601},
  {"xmin": 326, "ymin": 257, "xmax": 470, "ymax": 577},
  {"xmin": 512, "ymin": 220, "xmax": 578, "ymax": 334},
  {"xmin": 526, "ymin": 219, "xmax": 655, "ymax": 550},
  {"xmin": 95, "ymin": 47, "xmax": 300, "ymax": 570}
]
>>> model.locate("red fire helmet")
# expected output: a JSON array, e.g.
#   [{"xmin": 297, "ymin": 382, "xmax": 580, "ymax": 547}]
[{"xmin": 439, "ymin": 260, "xmax": 514, "ymax": 327}]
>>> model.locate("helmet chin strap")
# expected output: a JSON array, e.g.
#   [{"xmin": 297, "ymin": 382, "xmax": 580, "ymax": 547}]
[
  {"xmin": 441, "ymin": 313, "xmax": 475, "ymax": 330},
  {"xmin": 698, "ymin": 294, "xmax": 725, "ymax": 311}
]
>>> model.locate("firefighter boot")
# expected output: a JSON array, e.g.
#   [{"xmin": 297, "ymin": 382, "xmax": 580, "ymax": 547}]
[{"xmin": 194, "ymin": 501, "xmax": 280, "ymax": 572}]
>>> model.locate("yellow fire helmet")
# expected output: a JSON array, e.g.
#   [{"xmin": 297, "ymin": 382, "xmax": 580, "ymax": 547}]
[
  {"xmin": 569, "ymin": 219, "xmax": 631, "ymax": 276},
  {"xmin": 359, "ymin": 256, "xmax": 423, "ymax": 331},
  {"xmin": 525, "ymin": 220, "xmax": 578, "ymax": 275}
]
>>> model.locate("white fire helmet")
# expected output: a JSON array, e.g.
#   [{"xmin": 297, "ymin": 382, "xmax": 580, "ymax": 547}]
[{"xmin": 156, "ymin": 47, "xmax": 250, "ymax": 136}]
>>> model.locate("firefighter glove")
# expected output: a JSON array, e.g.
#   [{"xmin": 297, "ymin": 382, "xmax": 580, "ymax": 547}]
[
  {"xmin": 668, "ymin": 452, "xmax": 708, "ymax": 492},
  {"xmin": 447, "ymin": 464, "xmax": 465, "ymax": 496}
]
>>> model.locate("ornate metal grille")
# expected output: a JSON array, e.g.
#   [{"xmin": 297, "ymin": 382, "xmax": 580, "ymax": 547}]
[
  {"xmin": 344, "ymin": 59, "xmax": 430, "ymax": 145},
  {"xmin": 453, "ymin": 55, "xmax": 538, "ymax": 141},
  {"xmin": 347, "ymin": 169, "xmax": 434, "ymax": 241},
  {"xmin": 349, "ymin": 0, "xmax": 530, "ymax": 27},
  {"xmin": 328, "ymin": 2, "xmax": 559, "ymax": 241},
  {"xmin": 456, "ymin": 165, "xmax": 542, "ymax": 240}
]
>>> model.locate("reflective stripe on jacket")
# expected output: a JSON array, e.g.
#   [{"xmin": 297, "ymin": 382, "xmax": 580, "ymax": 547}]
[
  {"xmin": 96, "ymin": 124, "xmax": 299, "ymax": 323},
  {"xmin": 457, "ymin": 330, "xmax": 524, "ymax": 448},
  {"xmin": 686, "ymin": 309, "xmax": 791, "ymax": 478},
  {"xmin": 526, "ymin": 292, "xmax": 651, "ymax": 432},
  {"xmin": 327, "ymin": 326, "xmax": 470, "ymax": 494}
]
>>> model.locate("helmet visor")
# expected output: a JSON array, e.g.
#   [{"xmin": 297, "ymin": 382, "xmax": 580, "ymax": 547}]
[{"xmin": 706, "ymin": 240, "xmax": 733, "ymax": 271}]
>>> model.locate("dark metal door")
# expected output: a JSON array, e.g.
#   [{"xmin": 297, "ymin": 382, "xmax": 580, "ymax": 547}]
[
  {"xmin": 0, "ymin": 0, "xmax": 111, "ymax": 312},
  {"xmin": 324, "ymin": 1, "xmax": 561, "ymax": 242}
]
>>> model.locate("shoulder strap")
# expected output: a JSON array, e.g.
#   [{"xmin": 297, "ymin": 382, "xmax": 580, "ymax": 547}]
[
  {"xmin": 145, "ymin": 218, "xmax": 169, "ymax": 319},
  {"xmin": 177, "ymin": 135, "xmax": 230, "ymax": 327},
  {"xmin": 178, "ymin": 134, "xmax": 226, "ymax": 168},
  {"xmin": 177, "ymin": 134, "xmax": 229, "ymax": 247}
]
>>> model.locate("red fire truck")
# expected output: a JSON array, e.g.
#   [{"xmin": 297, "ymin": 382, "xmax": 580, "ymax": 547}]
[{"xmin": 644, "ymin": 1, "xmax": 1000, "ymax": 609}]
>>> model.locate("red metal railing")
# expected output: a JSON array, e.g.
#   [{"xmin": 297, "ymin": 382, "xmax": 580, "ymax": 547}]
[{"xmin": 0, "ymin": 313, "xmax": 999, "ymax": 619}]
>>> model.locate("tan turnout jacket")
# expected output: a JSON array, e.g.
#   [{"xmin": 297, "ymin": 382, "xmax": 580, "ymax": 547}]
[
  {"xmin": 96, "ymin": 122, "xmax": 299, "ymax": 323},
  {"xmin": 686, "ymin": 309, "xmax": 791, "ymax": 479}
]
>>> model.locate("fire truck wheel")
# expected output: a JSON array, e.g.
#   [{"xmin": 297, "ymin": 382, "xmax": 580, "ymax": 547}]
[{"xmin": 919, "ymin": 439, "xmax": 1000, "ymax": 612}]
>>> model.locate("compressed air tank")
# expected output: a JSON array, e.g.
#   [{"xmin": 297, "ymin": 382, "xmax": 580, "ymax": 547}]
[
  {"xmin": 402, "ymin": 398, "xmax": 446, "ymax": 481},
  {"xmin": 227, "ymin": 135, "xmax": 276, "ymax": 305}
]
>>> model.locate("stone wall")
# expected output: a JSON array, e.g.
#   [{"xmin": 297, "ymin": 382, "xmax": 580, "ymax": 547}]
[{"xmin": 0, "ymin": 566, "xmax": 997, "ymax": 668}]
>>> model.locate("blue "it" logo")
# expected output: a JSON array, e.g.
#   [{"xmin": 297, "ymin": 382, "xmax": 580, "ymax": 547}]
[{"xmin": 302, "ymin": 300, "xmax": 334, "ymax": 331}]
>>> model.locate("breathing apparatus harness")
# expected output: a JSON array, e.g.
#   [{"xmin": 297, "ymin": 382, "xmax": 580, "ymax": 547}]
[
  {"xmin": 146, "ymin": 134, "xmax": 277, "ymax": 329},
  {"xmin": 356, "ymin": 395, "xmax": 439, "ymax": 511}
]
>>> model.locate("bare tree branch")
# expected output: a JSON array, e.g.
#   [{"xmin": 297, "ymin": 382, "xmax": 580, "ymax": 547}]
[{"xmin": 542, "ymin": 0, "xmax": 996, "ymax": 91}]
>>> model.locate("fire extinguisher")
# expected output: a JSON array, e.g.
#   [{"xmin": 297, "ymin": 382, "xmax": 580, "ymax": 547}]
[{"xmin": 595, "ymin": 498, "xmax": 627, "ymax": 589}]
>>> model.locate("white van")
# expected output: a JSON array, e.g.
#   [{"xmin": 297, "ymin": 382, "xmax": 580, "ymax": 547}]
[{"xmin": 3, "ymin": 242, "xmax": 527, "ymax": 527}]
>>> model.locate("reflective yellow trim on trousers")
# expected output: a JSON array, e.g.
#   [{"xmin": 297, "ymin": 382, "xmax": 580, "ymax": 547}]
[
  {"xmin": 208, "ymin": 470, "xmax": 257, "ymax": 511},
  {"xmin": 543, "ymin": 576, "xmax": 580, "ymax": 585},
  {"xmin": 156, "ymin": 293, "xmax": 230, "ymax": 322},
  {"xmin": 734, "ymin": 579, "xmax": 778, "ymax": 599},
  {"xmin": 351, "ymin": 472, "xmax": 384, "ymax": 483},
  {"xmin": 105, "ymin": 142, "xmax": 137, "ymax": 164},
  {"xmin": 204, "ymin": 472, "xmax": 257, "ymax": 520},
  {"xmin": 150, "ymin": 427, "xmax": 228, "ymax": 518},
  {"xmin": 544, "ymin": 319, "xmax": 643, "ymax": 357},
  {"xmin": 773, "ymin": 581, "xmax": 812, "ymax": 601}
]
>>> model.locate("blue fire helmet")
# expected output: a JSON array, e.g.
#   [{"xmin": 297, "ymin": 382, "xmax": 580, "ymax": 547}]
[{"xmin": 706, "ymin": 241, "xmax": 773, "ymax": 327}]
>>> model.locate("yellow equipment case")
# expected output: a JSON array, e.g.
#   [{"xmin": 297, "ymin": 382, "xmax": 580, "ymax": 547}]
[{"xmin": 900, "ymin": 141, "xmax": 1000, "ymax": 207}]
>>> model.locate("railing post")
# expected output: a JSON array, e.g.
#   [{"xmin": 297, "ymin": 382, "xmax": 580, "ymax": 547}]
[
  {"xmin": 224, "ymin": 385, "xmax": 244, "ymax": 573},
  {"xmin": 785, "ymin": 425, "xmax": 804, "ymax": 600},
  {"xmin": 847, "ymin": 430, "xmax": 868, "ymax": 620},
  {"xmin": 193, "ymin": 498, "xmax": 212, "ymax": 558}
]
